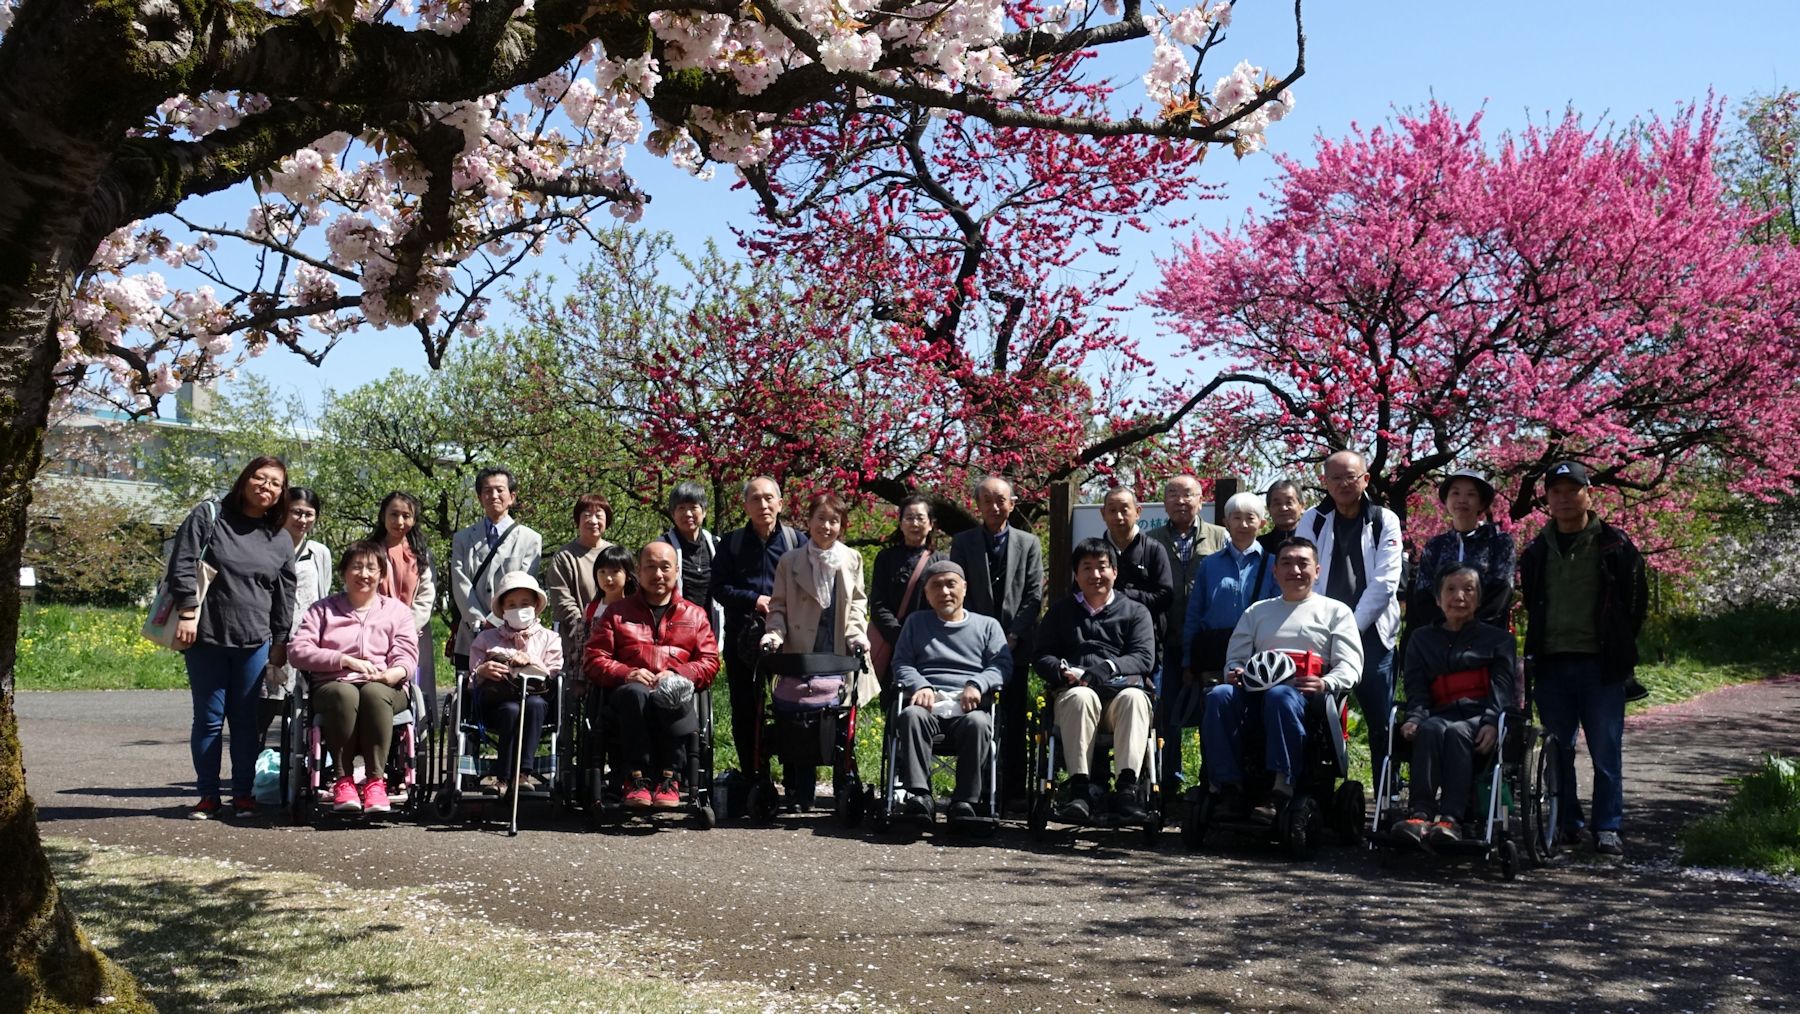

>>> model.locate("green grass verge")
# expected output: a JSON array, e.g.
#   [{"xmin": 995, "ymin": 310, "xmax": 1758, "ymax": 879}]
[
  {"xmin": 1632, "ymin": 605, "xmax": 1800, "ymax": 714},
  {"xmin": 44, "ymin": 837, "xmax": 778, "ymax": 1013},
  {"xmin": 1680, "ymin": 755, "xmax": 1800, "ymax": 875},
  {"xmin": 17, "ymin": 604, "xmax": 188, "ymax": 690}
]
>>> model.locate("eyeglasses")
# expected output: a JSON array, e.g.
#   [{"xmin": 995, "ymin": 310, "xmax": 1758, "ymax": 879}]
[{"xmin": 1324, "ymin": 474, "xmax": 1366, "ymax": 485}]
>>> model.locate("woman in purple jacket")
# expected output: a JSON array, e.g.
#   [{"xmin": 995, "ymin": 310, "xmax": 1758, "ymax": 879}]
[{"xmin": 289, "ymin": 540, "xmax": 419, "ymax": 815}]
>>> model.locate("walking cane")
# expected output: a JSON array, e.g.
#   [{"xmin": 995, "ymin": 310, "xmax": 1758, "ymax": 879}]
[{"xmin": 507, "ymin": 672, "xmax": 544, "ymax": 837}]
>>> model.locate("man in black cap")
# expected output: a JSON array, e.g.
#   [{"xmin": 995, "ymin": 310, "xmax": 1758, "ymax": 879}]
[
  {"xmin": 1518, "ymin": 460, "xmax": 1647, "ymax": 858},
  {"xmin": 888, "ymin": 560, "xmax": 1012, "ymax": 822}
]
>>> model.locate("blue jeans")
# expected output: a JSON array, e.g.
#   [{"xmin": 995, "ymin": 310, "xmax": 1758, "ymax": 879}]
[
  {"xmin": 1535, "ymin": 655, "xmax": 1625, "ymax": 833},
  {"xmin": 1357, "ymin": 631, "xmax": 1395, "ymax": 779},
  {"xmin": 186, "ymin": 641, "xmax": 271, "ymax": 798},
  {"xmin": 1201, "ymin": 683, "xmax": 1307, "ymax": 787}
]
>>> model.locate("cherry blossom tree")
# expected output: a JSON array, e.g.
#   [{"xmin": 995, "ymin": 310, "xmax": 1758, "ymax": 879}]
[
  {"xmin": 1153, "ymin": 101, "xmax": 1800, "ymax": 557},
  {"xmin": 524, "ymin": 55, "xmax": 1280, "ymax": 528},
  {"xmin": 0, "ymin": 0, "xmax": 1305, "ymax": 1002}
]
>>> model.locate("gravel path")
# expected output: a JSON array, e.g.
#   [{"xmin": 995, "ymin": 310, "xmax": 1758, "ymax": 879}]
[{"xmin": 19, "ymin": 677, "xmax": 1800, "ymax": 1012}]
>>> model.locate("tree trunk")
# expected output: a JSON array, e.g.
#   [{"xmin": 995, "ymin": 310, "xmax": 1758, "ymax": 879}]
[{"xmin": 0, "ymin": 216, "xmax": 151, "ymax": 1012}]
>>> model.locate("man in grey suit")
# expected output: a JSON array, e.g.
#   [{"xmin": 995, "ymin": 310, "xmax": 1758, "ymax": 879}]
[
  {"xmin": 949, "ymin": 476, "xmax": 1043, "ymax": 805},
  {"xmin": 1147, "ymin": 474, "xmax": 1228, "ymax": 798},
  {"xmin": 450, "ymin": 467, "xmax": 545, "ymax": 671}
]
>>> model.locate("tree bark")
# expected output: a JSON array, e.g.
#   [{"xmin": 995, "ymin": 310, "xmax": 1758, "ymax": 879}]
[{"xmin": 0, "ymin": 259, "xmax": 151, "ymax": 1010}]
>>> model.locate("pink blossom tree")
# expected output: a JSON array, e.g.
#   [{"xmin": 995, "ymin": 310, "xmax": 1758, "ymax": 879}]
[
  {"xmin": 0, "ymin": 0, "xmax": 1305, "ymax": 1000},
  {"xmin": 526, "ymin": 54, "xmax": 1281, "ymax": 527},
  {"xmin": 1154, "ymin": 101, "xmax": 1800, "ymax": 556}
]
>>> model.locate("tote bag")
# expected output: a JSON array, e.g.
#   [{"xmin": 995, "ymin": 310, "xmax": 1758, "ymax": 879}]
[{"xmin": 142, "ymin": 501, "xmax": 219, "ymax": 650}]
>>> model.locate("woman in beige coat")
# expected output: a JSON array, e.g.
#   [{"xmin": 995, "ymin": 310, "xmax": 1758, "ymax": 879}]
[{"xmin": 759, "ymin": 492, "xmax": 873, "ymax": 809}]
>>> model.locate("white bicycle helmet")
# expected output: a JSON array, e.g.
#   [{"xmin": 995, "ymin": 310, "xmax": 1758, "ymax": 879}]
[{"xmin": 1241, "ymin": 650, "xmax": 1297, "ymax": 692}]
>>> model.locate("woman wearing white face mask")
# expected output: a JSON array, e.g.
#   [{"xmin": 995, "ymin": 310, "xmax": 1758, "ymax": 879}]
[{"xmin": 469, "ymin": 571, "xmax": 563, "ymax": 796}]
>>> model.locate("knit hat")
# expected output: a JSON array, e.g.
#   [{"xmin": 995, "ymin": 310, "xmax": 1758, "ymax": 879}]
[{"xmin": 923, "ymin": 559, "xmax": 965, "ymax": 581}]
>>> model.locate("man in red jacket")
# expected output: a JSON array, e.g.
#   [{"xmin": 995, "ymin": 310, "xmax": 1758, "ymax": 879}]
[{"xmin": 585, "ymin": 542, "xmax": 721, "ymax": 809}]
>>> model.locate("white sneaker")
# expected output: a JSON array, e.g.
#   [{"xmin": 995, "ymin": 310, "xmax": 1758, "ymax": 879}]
[{"xmin": 1595, "ymin": 830, "xmax": 1624, "ymax": 856}]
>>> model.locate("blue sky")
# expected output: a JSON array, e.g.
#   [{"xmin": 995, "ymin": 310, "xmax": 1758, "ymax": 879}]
[{"xmin": 229, "ymin": 0, "xmax": 1797, "ymax": 406}]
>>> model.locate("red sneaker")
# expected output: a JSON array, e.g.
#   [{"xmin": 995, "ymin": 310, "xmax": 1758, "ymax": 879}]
[
  {"xmin": 652, "ymin": 778, "xmax": 681, "ymax": 809},
  {"xmin": 229, "ymin": 796, "xmax": 258, "ymax": 818},
  {"xmin": 187, "ymin": 797, "xmax": 222, "ymax": 820},
  {"xmin": 623, "ymin": 778, "xmax": 653, "ymax": 810},
  {"xmin": 331, "ymin": 777, "xmax": 363, "ymax": 813},
  {"xmin": 361, "ymin": 779, "xmax": 391, "ymax": 814}
]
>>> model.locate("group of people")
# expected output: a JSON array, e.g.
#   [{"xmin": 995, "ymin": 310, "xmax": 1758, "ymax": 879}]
[{"xmin": 161, "ymin": 452, "xmax": 1646, "ymax": 857}]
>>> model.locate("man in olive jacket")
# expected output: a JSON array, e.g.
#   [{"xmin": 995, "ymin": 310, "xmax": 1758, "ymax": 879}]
[{"xmin": 1518, "ymin": 461, "xmax": 1646, "ymax": 859}]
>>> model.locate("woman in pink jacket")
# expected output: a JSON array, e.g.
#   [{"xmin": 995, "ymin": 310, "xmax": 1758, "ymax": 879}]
[{"xmin": 289, "ymin": 540, "xmax": 419, "ymax": 814}]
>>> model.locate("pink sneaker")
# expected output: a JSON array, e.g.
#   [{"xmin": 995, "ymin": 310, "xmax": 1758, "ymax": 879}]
[
  {"xmin": 331, "ymin": 776, "xmax": 362, "ymax": 813},
  {"xmin": 361, "ymin": 779, "xmax": 391, "ymax": 814}
]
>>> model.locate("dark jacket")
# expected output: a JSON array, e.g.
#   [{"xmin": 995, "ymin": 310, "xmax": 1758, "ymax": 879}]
[
  {"xmin": 583, "ymin": 593, "xmax": 721, "ymax": 691},
  {"xmin": 165, "ymin": 500, "xmax": 297, "ymax": 650},
  {"xmin": 1402, "ymin": 620, "xmax": 1516, "ymax": 727},
  {"xmin": 1408, "ymin": 524, "xmax": 1516, "ymax": 631},
  {"xmin": 869, "ymin": 543, "xmax": 946, "ymax": 646},
  {"xmin": 1518, "ymin": 516, "xmax": 1647, "ymax": 684},
  {"xmin": 949, "ymin": 524, "xmax": 1044, "ymax": 647},
  {"xmin": 710, "ymin": 523, "xmax": 805, "ymax": 632},
  {"xmin": 1033, "ymin": 593, "xmax": 1157, "ymax": 695},
  {"xmin": 1108, "ymin": 530, "xmax": 1175, "ymax": 644}
]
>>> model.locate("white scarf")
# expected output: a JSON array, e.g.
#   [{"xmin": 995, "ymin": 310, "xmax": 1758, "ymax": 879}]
[{"xmin": 804, "ymin": 541, "xmax": 846, "ymax": 608}]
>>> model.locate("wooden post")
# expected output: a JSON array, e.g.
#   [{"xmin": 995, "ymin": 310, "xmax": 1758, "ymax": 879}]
[
  {"xmin": 1047, "ymin": 480, "xmax": 1074, "ymax": 601},
  {"xmin": 1211, "ymin": 475, "xmax": 1241, "ymax": 526}
]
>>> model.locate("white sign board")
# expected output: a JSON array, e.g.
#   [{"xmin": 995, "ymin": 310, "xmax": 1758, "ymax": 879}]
[
  {"xmin": 1069, "ymin": 502, "xmax": 1217, "ymax": 546},
  {"xmin": 18, "ymin": 567, "xmax": 36, "ymax": 588}
]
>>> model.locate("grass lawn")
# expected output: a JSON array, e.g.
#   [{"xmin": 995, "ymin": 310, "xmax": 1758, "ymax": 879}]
[
  {"xmin": 17, "ymin": 603, "xmax": 188, "ymax": 690},
  {"xmin": 1632, "ymin": 605, "xmax": 1800, "ymax": 714},
  {"xmin": 44, "ymin": 837, "xmax": 787, "ymax": 1013},
  {"xmin": 1680, "ymin": 754, "xmax": 1800, "ymax": 875}
]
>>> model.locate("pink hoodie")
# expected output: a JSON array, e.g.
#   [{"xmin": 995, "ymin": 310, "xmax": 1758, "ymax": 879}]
[{"xmin": 289, "ymin": 593, "xmax": 420, "ymax": 686}]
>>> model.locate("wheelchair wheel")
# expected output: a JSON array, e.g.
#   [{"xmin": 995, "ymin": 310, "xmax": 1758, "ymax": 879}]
[
  {"xmin": 1498, "ymin": 838, "xmax": 1520, "ymax": 881},
  {"xmin": 1524, "ymin": 732, "xmax": 1564, "ymax": 865},
  {"xmin": 1028, "ymin": 791, "xmax": 1053, "ymax": 839},
  {"xmin": 1180, "ymin": 787, "xmax": 1210, "ymax": 850},
  {"xmin": 1331, "ymin": 780, "xmax": 1367, "ymax": 845},
  {"xmin": 747, "ymin": 780, "xmax": 778, "ymax": 825},
  {"xmin": 1281, "ymin": 795, "xmax": 1322, "ymax": 860},
  {"xmin": 433, "ymin": 783, "xmax": 462, "ymax": 824},
  {"xmin": 695, "ymin": 804, "xmax": 717, "ymax": 830},
  {"xmin": 834, "ymin": 771, "xmax": 865, "ymax": 828}
]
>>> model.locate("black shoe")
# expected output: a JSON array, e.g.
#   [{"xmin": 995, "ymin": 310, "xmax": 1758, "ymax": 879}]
[
  {"xmin": 1624, "ymin": 678, "xmax": 1650, "ymax": 703},
  {"xmin": 1393, "ymin": 813, "xmax": 1430, "ymax": 848},
  {"xmin": 946, "ymin": 800, "xmax": 979, "ymax": 822},
  {"xmin": 1054, "ymin": 795, "xmax": 1091, "ymax": 824},
  {"xmin": 1557, "ymin": 826, "xmax": 1585, "ymax": 848},
  {"xmin": 1215, "ymin": 784, "xmax": 1252, "ymax": 820},
  {"xmin": 1112, "ymin": 773, "xmax": 1148, "ymax": 823},
  {"xmin": 903, "ymin": 790, "xmax": 934, "ymax": 820},
  {"xmin": 1428, "ymin": 816, "xmax": 1462, "ymax": 846}
]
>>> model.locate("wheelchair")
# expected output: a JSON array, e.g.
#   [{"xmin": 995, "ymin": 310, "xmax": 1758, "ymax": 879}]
[
  {"xmin": 432, "ymin": 666, "xmax": 569, "ymax": 833},
  {"xmin": 1367, "ymin": 676, "xmax": 1565, "ymax": 878},
  {"xmin": 743, "ymin": 649, "xmax": 872, "ymax": 826},
  {"xmin": 575, "ymin": 677, "xmax": 717, "ymax": 830},
  {"xmin": 1181, "ymin": 687, "xmax": 1366, "ymax": 859},
  {"xmin": 1026, "ymin": 680, "xmax": 1165, "ymax": 845},
  {"xmin": 279, "ymin": 673, "xmax": 426, "ymax": 825},
  {"xmin": 870, "ymin": 686, "xmax": 1001, "ymax": 836}
]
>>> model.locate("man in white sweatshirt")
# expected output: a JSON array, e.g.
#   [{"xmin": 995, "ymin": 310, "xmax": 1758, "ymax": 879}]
[
  {"xmin": 1199, "ymin": 537, "xmax": 1363, "ymax": 816},
  {"xmin": 1297, "ymin": 450, "xmax": 1403, "ymax": 786}
]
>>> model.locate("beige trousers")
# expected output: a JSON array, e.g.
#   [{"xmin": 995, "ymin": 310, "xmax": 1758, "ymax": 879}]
[{"xmin": 1054, "ymin": 686, "xmax": 1153, "ymax": 778}]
